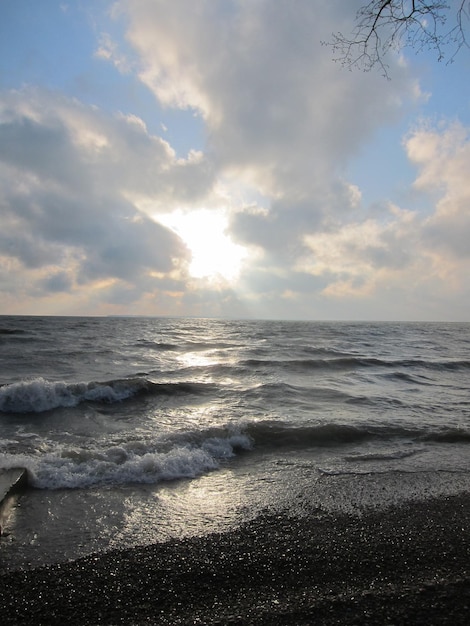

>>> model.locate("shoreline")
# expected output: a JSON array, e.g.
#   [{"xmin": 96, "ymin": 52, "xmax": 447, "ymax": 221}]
[{"xmin": 2, "ymin": 492, "xmax": 470, "ymax": 624}]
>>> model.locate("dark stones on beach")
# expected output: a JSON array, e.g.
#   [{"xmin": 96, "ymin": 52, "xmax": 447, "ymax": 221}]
[{"xmin": 1, "ymin": 494, "xmax": 470, "ymax": 624}]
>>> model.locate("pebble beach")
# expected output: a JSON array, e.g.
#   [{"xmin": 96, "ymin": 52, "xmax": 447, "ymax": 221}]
[{"xmin": 2, "ymin": 493, "xmax": 470, "ymax": 625}]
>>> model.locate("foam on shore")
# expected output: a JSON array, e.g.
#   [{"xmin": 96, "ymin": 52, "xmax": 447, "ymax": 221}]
[{"xmin": 0, "ymin": 468, "xmax": 27, "ymax": 534}]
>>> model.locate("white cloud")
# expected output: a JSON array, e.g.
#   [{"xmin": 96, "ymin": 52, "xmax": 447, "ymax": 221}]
[
  {"xmin": 116, "ymin": 0, "xmax": 417, "ymax": 195},
  {"xmin": 111, "ymin": 0, "xmax": 419, "ymax": 258},
  {"xmin": 408, "ymin": 122, "xmax": 470, "ymax": 260},
  {"xmin": 0, "ymin": 88, "xmax": 201, "ymax": 313},
  {"xmin": 293, "ymin": 121, "xmax": 470, "ymax": 314},
  {"xmin": 2, "ymin": 1, "xmax": 470, "ymax": 319}
]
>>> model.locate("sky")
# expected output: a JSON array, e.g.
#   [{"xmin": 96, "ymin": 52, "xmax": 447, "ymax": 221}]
[{"xmin": 1, "ymin": 0, "xmax": 470, "ymax": 321}]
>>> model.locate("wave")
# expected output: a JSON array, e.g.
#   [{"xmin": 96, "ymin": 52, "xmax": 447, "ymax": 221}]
[
  {"xmin": 0, "ymin": 327, "xmax": 26, "ymax": 335},
  {"xmin": 137, "ymin": 339, "xmax": 236, "ymax": 352},
  {"xmin": 241, "ymin": 382, "xmax": 356, "ymax": 406},
  {"xmin": 243, "ymin": 421, "xmax": 400, "ymax": 448},
  {"xmin": 231, "ymin": 356, "xmax": 470, "ymax": 374},
  {"xmin": 0, "ymin": 376, "xmax": 361, "ymax": 415},
  {"xmin": 0, "ymin": 377, "xmax": 216, "ymax": 414},
  {"xmin": 317, "ymin": 466, "xmax": 470, "ymax": 478},
  {"xmin": 343, "ymin": 448, "xmax": 424, "ymax": 462},
  {"xmin": 241, "ymin": 357, "xmax": 368, "ymax": 371},
  {"xmin": 2, "ymin": 417, "xmax": 470, "ymax": 490},
  {"xmin": 380, "ymin": 371, "xmax": 432, "ymax": 385},
  {"xmin": 136, "ymin": 340, "xmax": 180, "ymax": 351},
  {"xmin": 0, "ymin": 432, "xmax": 252, "ymax": 490},
  {"xmin": 316, "ymin": 467, "xmax": 418, "ymax": 477},
  {"xmin": 421, "ymin": 428, "xmax": 470, "ymax": 443},
  {"xmin": 242, "ymin": 420, "xmax": 470, "ymax": 449}
]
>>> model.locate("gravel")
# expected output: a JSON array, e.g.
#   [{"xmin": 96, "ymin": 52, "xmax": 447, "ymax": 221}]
[{"xmin": 2, "ymin": 493, "xmax": 470, "ymax": 624}]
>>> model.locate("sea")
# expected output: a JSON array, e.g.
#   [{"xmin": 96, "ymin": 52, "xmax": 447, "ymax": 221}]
[{"xmin": 1, "ymin": 316, "xmax": 470, "ymax": 571}]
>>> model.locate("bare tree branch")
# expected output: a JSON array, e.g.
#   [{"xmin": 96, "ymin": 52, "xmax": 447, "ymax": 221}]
[{"xmin": 324, "ymin": 1, "xmax": 470, "ymax": 77}]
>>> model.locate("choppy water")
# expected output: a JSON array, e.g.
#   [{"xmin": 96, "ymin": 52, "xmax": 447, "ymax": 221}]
[{"xmin": 1, "ymin": 316, "xmax": 470, "ymax": 570}]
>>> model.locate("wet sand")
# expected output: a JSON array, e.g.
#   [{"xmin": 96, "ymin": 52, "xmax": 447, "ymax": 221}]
[{"xmin": 1, "ymin": 493, "xmax": 470, "ymax": 624}]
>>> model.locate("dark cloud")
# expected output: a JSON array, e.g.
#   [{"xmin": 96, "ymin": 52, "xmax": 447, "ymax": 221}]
[
  {"xmin": 38, "ymin": 271, "xmax": 73, "ymax": 294},
  {"xmin": 77, "ymin": 212, "xmax": 187, "ymax": 282},
  {"xmin": 424, "ymin": 213, "xmax": 470, "ymax": 259},
  {"xmin": 0, "ymin": 115, "xmax": 81, "ymax": 188},
  {"xmin": 0, "ymin": 89, "xmax": 192, "ymax": 304}
]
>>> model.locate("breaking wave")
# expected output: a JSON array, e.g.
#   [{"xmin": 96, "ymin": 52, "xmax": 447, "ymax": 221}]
[
  {"xmin": 0, "ymin": 377, "xmax": 215, "ymax": 414},
  {"xmin": 1, "ymin": 432, "xmax": 252, "ymax": 490},
  {"xmin": 2, "ymin": 416, "xmax": 470, "ymax": 491}
]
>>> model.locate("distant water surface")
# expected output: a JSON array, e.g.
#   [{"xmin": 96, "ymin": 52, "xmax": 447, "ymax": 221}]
[{"xmin": 1, "ymin": 316, "xmax": 470, "ymax": 570}]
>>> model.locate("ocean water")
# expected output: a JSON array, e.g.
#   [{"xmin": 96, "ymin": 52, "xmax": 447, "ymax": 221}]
[{"xmin": 1, "ymin": 316, "xmax": 470, "ymax": 570}]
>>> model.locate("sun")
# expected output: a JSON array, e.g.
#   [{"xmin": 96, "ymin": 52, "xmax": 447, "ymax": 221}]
[{"xmin": 160, "ymin": 208, "xmax": 248, "ymax": 281}]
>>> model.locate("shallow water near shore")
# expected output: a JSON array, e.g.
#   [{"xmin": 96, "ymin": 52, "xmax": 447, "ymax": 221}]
[
  {"xmin": 3, "ymin": 462, "xmax": 470, "ymax": 572},
  {"xmin": 1, "ymin": 316, "xmax": 470, "ymax": 571}
]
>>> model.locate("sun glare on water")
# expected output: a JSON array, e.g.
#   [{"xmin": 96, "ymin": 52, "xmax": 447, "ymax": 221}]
[{"xmin": 161, "ymin": 209, "xmax": 248, "ymax": 282}]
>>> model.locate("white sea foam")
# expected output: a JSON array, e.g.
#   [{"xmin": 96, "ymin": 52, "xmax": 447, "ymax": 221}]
[
  {"xmin": 0, "ymin": 433, "xmax": 253, "ymax": 490},
  {"xmin": 0, "ymin": 377, "xmax": 141, "ymax": 413}
]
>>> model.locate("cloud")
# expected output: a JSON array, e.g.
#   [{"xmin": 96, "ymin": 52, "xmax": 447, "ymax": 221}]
[
  {"xmin": 38, "ymin": 271, "xmax": 73, "ymax": 294},
  {"xmin": 112, "ymin": 0, "xmax": 420, "ymax": 264},
  {"xmin": 0, "ymin": 88, "xmax": 206, "ymax": 312},
  {"xmin": 406, "ymin": 121, "xmax": 470, "ymax": 259},
  {"xmin": 2, "ymin": 1, "xmax": 469, "ymax": 319},
  {"xmin": 290, "ymin": 121, "xmax": 470, "ymax": 316}
]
